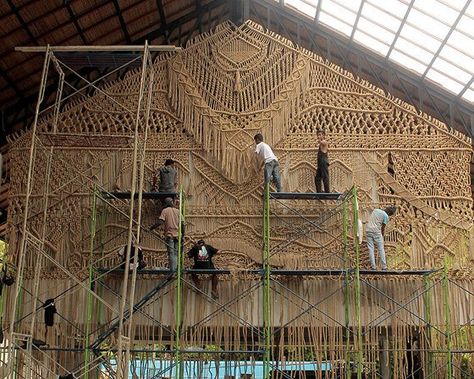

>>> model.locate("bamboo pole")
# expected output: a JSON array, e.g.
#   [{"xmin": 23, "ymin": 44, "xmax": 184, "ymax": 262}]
[
  {"xmin": 443, "ymin": 261, "xmax": 452, "ymax": 378},
  {"xmin": 175, "ymin": 188, "xmax": 185, "ymax": 379},
  {"xmin": 7, "ymin": 45, "xmax": 52, "ymax": 377},
  {"xmin": 84, "ymin": 187, "xmax": 98, "ymax": 379},
  {"xmin": 351, "ymin": 186, "xmax": 363, "ymax": 379},
  {"xmin": 342, "ymin": 196, "xmax": 351, "ymax": 379},
  {"xmin": 115, "ymin": 41, "xmax": 150, "ymax": 378},
  {"xmin": 263, "ymin": 183, "xmax": 271, "ymax": 379},
  {"xmin": 124, "ymin": 43, "xmax": 155, "ymax": 372},
  {"xmin": 423, "ymin": 274, "xmax": 435, "ymax": 378}
]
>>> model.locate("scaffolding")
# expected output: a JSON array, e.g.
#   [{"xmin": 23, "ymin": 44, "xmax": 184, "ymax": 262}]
[{"xmin": 2, "ymin": 45, "xmax": 474, "ymax": 379}]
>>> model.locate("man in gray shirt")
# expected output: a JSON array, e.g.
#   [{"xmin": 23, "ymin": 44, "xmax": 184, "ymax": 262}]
[
  {"xmin": 366, "ymin": 206, "xmax": 397, "ymax": 270},
  {"xmin": 154, "ymin": 159, "xmax": 177, "ymax": 193}
]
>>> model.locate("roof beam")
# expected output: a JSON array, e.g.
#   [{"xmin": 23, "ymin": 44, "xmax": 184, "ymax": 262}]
[
  {"xmin": 349, "ymin": 0, "xmax": 365, "ymax": 43},
  {"xmin": 196, "ymin": 0, "xmax": 203, "ymax": 33},
  {"xmin": 314, "ymin": 0, "xmax": 322, "ymax": 22},
  {"xmin": 64, "ymin": 1, "xmax": 87, "ymax": 44},
  {"xmin": 0, "ymin": 2, "xmax": 62, "ymax": 28},
  {"xmin": 421, "ymin": 0, "xmax": 470, "ymax": 79},
  {"xmin": 139, "ymin": 0, "xmax": 228, "ymax": 44},
  {"xmin": 111, "ymin": 0, "xmax": 131, "ymax": 43},
  {"xmin": 385, "ymin": 0, "xmax": 415, "ymax": 60},
  {"xmin": 155, "ymin": 0, "xmax": 170, "ymax": 44},
  {"xmin": 6, "ymin": 0, "xmax": 38, "ymax": 45},
  {"xmin": 457, "ymin": 76, "xmax": 474, "ymax": 101},
  {"xmin": 0, "ymin": 67, "xmax": 24, "ymax": 99},
  {"xmin": 2, "ymin": 2, "xmax": 143, "ymax": 71}
]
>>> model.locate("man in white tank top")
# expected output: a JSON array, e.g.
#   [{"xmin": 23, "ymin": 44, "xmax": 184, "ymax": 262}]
[{"xmin": 254, "ymin": 133, "xmax": 282, "ymax": 192}]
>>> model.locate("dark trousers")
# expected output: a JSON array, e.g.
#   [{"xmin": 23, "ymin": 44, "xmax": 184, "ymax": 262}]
[
  {"xmin": 191, "ymin": 273, "xmax": 218, "ymax": 293},
  {"xmin": 315, "ymin": 164, "xmax": 330, "ymax": 193}
]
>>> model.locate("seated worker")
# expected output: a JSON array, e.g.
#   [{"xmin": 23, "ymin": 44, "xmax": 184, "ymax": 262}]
[
  {"xmin": 153, "ymin": 159, "xmax": 177, "ymax": 193},
  {"xmin": 188, "ymin": 239, "xmax": 219, "ymax": 299},
  {"xmin": 118, "ymin": 244, "xmax": 147, "ymax": 270}
]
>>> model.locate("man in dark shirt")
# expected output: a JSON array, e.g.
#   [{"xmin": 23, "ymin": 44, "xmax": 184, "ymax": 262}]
[
  {"xmin": 188, "ymin": 239, "xmax": 219, "ymax": 299},
  {"xmin": 43, "ymin": 298, "xmax": 56, "ymax": 342},
  {"xmin": 315, "ymin": 130, "xmax": 330, "ymax": 193}
]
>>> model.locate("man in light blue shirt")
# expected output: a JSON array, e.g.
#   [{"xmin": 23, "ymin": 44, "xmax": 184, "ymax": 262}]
[{"xmin": 366, "ymin": 206, "xmax": 397, "ymax": 270}]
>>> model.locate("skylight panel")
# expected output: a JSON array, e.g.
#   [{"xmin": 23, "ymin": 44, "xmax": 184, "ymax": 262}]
[
  {"xmin": 284, "ymin": 0, "xmax": 317, "ymax": 18},
  {"xmin": 437, "ymin": 0, "xmax": 469, "ymax": 12},
  {"xmin": 465, "ymin": 1, "xmax": 474, "ymax": 18},
  {"xmin": 405, "ymin": 8, "xmax": 450, "ymax": 40},
  {"xmin": 283, "ymin": 0, "xmax": 473, "ymax": 101},
  {"xmin": 430, "ymin": 57, "xmax": 471, "ymax": 85},
  {"xmin": 399, "ymin": 24, "xmax": 441, "ymax": 52},
  {"xmin": 330, "ymin": 0, "xmax": 361, "ymax": 13},
  {"xmin": 366, "ymin": 0, "xmax": 408, "ymax": 19},
  {"xmin": 456, "ymin": 14, "xmax": 474, "ymax": 38},
  {"xmin": 356, "ymin": 18, "xmax": 395, "ymax": 46},
  {"xmin": 446, "ymin": 30, "xmax": 474, "ymax": 59},
  {"xmin": 320, "ymin": 0, "xmax": 359, "ymax": 26},
  {"xmin": 463, "ymin": 88, "xmax": 474, "ymax": 102},
  {"xmin": 443, "ymin": 31, "xmax": 474, "ymax": 58},
  {"xmin": 362, "ymin": 2, "xmax": 403, "ymax": 31},
  {"xmin": 438, "ymin": 46, "xmax": 474, "ymax": 74},
  {"xmin": 319, "ymin": 12, "xmax": 354, "ymax": 37},
  {"xmin": 415, "ymin": 0, "xmax": 459, "ymax": 25},
  {"xmin": 353, "ymin": 30, "xmax": 390, "ymax": 55},
  {"xmin": 393, "ymin": 37, "xmax": 434, "ymax": 65},
  {"xmin": 425, "ymin": 70, "xmax": 465, "ymax": 94},
  {"xmin": 390, "ymin": 50, "xmax": 428, "ymax": 75}
]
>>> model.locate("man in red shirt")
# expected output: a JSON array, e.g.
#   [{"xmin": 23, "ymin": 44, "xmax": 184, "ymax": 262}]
[{"xmin": 150, "ymin": 197, "xmax": 180, "ymax": 270}]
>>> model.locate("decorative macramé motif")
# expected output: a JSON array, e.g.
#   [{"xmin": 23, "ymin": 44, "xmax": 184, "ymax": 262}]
[{"xmin": 4, "ymin": 20, "xmax": 474, "ymax": 378}]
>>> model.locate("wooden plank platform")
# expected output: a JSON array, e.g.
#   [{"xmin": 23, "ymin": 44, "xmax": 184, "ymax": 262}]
[
  {"xmin": 100, "ymin": 191, "xmax": 177, "ymax": 200},
  {"xmin": 97, "ymin": 268, "xmax": 436, "ymax": 276},
  {"xmin": 269, "ymin": 192, "xmax": 343, "ymax": 200}
]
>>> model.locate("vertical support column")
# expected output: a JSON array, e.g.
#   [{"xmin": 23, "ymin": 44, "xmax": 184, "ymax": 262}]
[
  {"xmin": 7, "ymin": 46, "xmax": 51, "ymax": 377},
  {"xmin": 442, "ymin": 261, "xmax": 452, "ymax": 378},
  {"xmin": 262, "ymin": 184, "xmax": 271, "ymax": 379},
  {"xmin": 115, "ymin": 42, "xmax": 150, "ymax": 378},
  {"xmin": 124, "ymin": 45, "xmax": 155, "ymax": 371},
  {"xmin": 423, "ymin": 274, "xmax": 435, "ymax": 378},
  {"xmin": 27, "ymin": 52, "xmax": 65, "ymax": 369},
  {"xmin": 342, "ymin": 197, "xmax": 351, "ymax": 379},
  {"xmin": 351, "ymin": 186, "xmax": 363, "ymax": 379},
  {"xmin": 175, "ymin": 189, "xmax": 185, "ymax": 379},
  {"xmin": 84, "ymin": 187, "xmax": 98, "ymax": 379}
]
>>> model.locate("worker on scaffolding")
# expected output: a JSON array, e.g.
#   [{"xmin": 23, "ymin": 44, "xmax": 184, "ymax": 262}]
[
  {"xmin": 315, "ymin": 129, "xmax": 330, "ymax": 193},
  {"xmin": 188, "ymin": 239, "xmax": 219, "ymax": 300},
  {"xmin": 150, "ymin": 197, "xmax": 181, "ymax": 271},
  {"xmin": 153, "ymin": 158, "xmax": 178, "ymax": 194},
  {"xmin": 366, "ymin": 205, "xmax": 397, "ymax": 270},
  {"xmin": 254, "ymin": 133, "xmax": 282, "ymax": 192}
]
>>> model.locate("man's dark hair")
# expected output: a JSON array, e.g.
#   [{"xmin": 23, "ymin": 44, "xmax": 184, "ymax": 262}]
[
  {"xmin": 164, "ymin": 197, "xmax": 174, "ymax": 207},
  {"xmin": 385, "ymin": 206, "xmax": 397, "ymax": 216},
  {"xmin": 197, "ymin": 239, "xmax": 205, "ymax": 245},
  {"xmin": 316, "ymin": 130, "xmax": 326, "ymax": 135},
  {"xmin": 254, "ymin": 133, "xmax": 263, "ymax": 143},
  {"xmin": 164, "ymin": 159, "xmax": 175, "ymax": 166}
]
